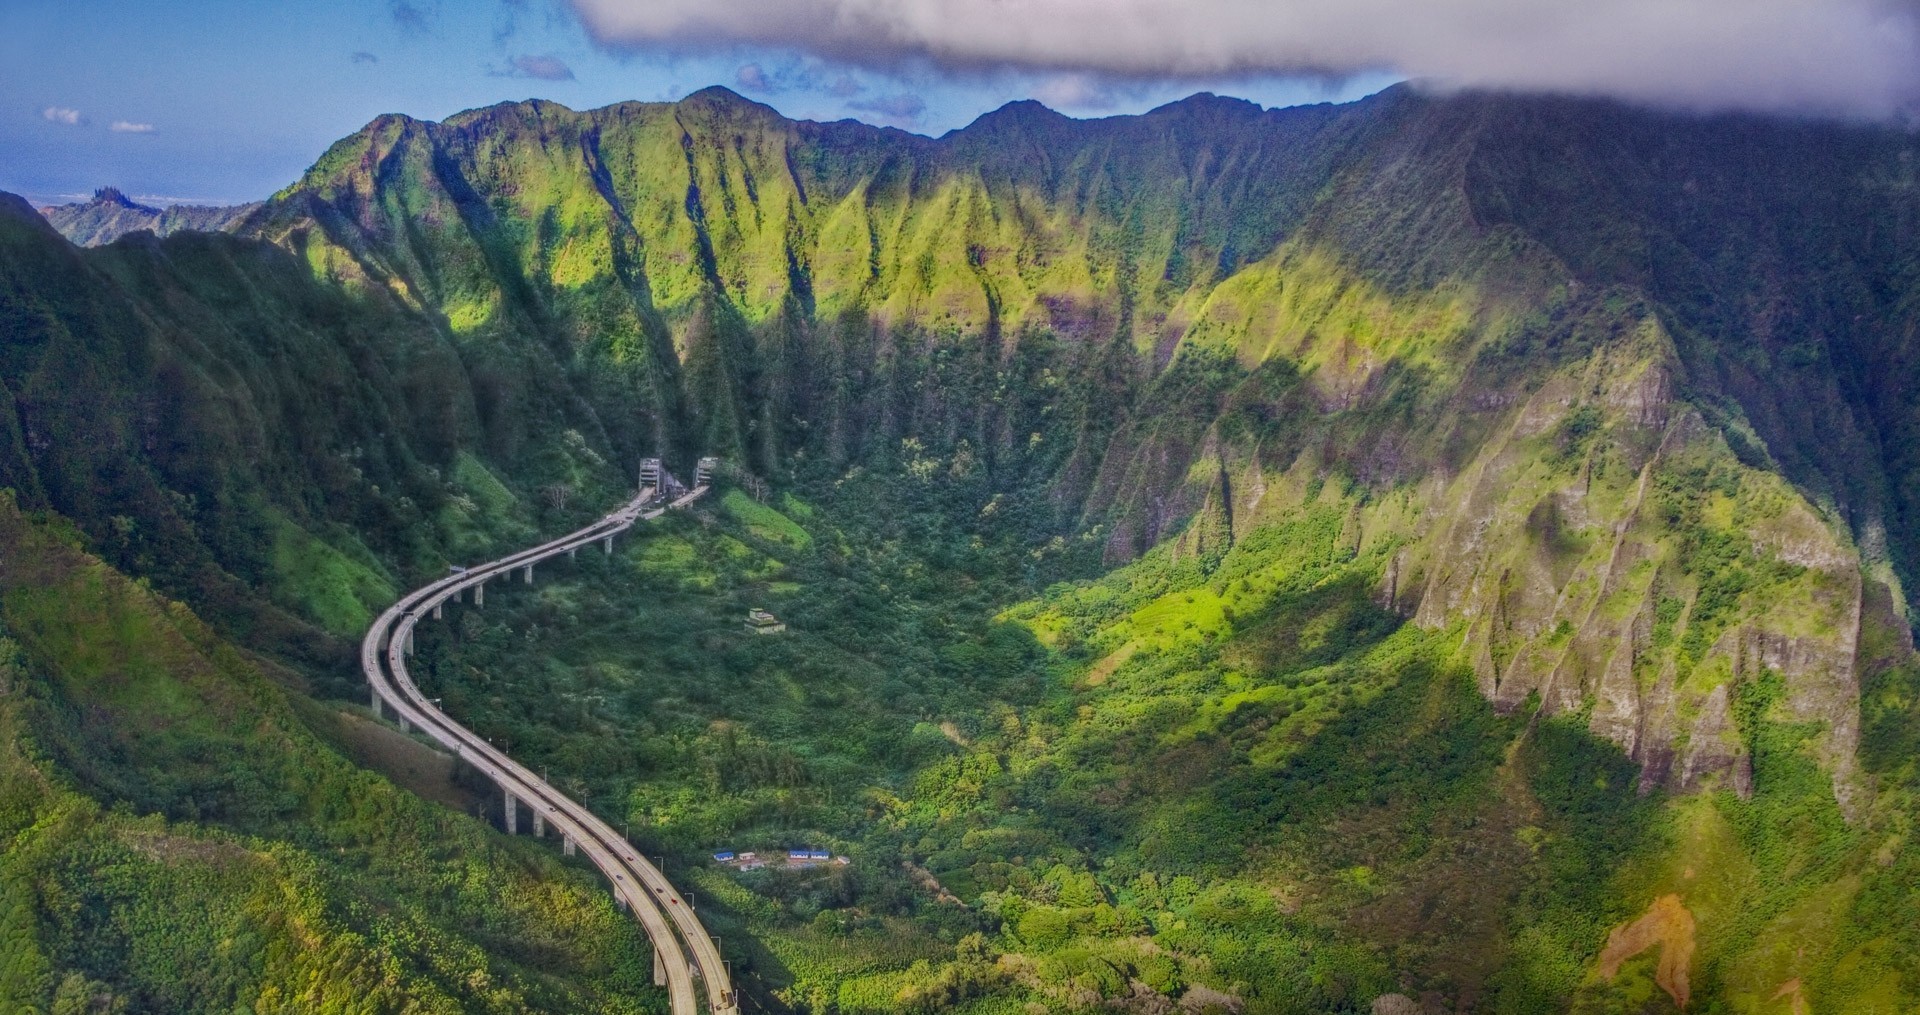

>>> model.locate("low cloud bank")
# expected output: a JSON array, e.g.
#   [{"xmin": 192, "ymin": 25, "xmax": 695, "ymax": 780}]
[{"xmin": 568, "ymin": 0, "xmax": 1920, "ymax": 118}]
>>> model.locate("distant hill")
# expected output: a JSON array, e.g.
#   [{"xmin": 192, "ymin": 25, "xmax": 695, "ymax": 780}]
[{"xmin": 38, "ymin": 186, "xmax": 259, "ymax": 246}]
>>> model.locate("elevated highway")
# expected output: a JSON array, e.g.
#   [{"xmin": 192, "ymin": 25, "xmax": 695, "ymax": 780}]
[{"xmin": 360, "ymin": 463, "xmax": 735, "ymax": 1015}]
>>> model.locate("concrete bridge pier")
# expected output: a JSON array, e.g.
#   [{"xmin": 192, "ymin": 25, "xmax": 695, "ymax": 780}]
[
  {"xmin": 397, "ymin": 715, "xmax": 411, "ymax": 734},
  {"xmin": 568, "ymin": 546, "xmax": 577, "ymax": 560},
  {"xmin": 432, "ymin": 602, "xmax": 442, "ymax": 620},
  {"xmin": 403, "ymin": 629, "xmax": 414, "ymax": 656},
  {"xmin": 371, "ymin": 688, "xmax": 383, "ymax": 719},
  {"xmin": 522, "ymin": 564, "xmax": 533, "ymax": 584},
  {"xmin": 563, "ymin": 835, "xmax": 576, "ymax": 857},
  {"xmin": 503, "ymin": 790, "xmax": 519, "ymax": 835},
  {"xmin": 603, "ymin": 535, "xmax": 613, "ymax": 554},
  {"xmin": 474, "ymin": 582, "xmax": 484, "ymax": 607},
  {"xmin": 533, "ymin": 812, "xmax": 545, "ymax": 837}
]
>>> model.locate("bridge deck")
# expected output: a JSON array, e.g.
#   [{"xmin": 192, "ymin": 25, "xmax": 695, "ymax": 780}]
[{"xmin": 361, "ymin": 484, "xmax": 735, "ymax": 1015}]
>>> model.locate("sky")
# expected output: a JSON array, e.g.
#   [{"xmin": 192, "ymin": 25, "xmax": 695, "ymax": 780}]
[
  {"xmin": 4, "ymin": 0, "xmax": 1917, "ymax": 208},
  {"xmin": 0, "ymin": 0, "xmax": 1389, "ymax": 207}
]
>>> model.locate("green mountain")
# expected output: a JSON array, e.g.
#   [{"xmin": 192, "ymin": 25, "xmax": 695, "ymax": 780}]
[
  {"xmin": 38, "ymin": 188, "xmax": 259, "ymax": 247},
  {"xmin": 3, "ymin": 84, "xmax": 1920, "ymax": 1012}
]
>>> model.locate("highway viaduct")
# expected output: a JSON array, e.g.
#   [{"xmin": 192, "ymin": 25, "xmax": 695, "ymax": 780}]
[{"xmin": 361, "ymin": 457, "xmax": 736, "ymax": 1015}]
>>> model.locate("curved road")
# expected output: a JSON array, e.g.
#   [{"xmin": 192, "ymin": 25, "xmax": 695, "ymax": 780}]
[{"xmin": 361, "ymin": 483, "xmax": 736, "ymax": 1015}]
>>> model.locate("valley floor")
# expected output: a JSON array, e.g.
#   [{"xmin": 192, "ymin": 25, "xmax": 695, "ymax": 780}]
[{"xmin": 402, "ymin": 472, "xmax": 1920, "ymax": 1014}]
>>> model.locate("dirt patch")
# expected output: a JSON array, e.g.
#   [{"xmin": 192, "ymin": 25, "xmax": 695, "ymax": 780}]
[
  {"xmin": 126, "ymin": 829, "xmax": 253, "ymax": 866},
  {"xmin": 939, "ymin": 721, "xmax": 970, "ymax": 746},
  {"xmin": 1178, "ymin": 984, "xmax": 1244, "ymax": 1013},
  {"xmin": 329, "ymin": 709, "xmax": 478, "ymax": 813},
  {"xmin": 1769, "ymin": 978, "xmax": 1808, "ymax": 1015},
  {"xmin": 1597, "ymin": 893, "xmax": 1696, "ymax": 1009},
  {"xmin": 902, "ymin": 860, "xmax": 965, "ymax": 906},
  {"xmin": 1083, "ymin": 642, "xmax": 1139, "ymax": 686}
]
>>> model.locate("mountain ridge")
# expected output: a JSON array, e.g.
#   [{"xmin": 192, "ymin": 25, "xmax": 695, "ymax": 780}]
[
  {"xmin": 5, "ymin": 81, "xmax": 1920, "ymax": 1011},
  {"xmin": 38, "ymin": 186, "xmax": 260, "ymax": 247},
  {"xmin": 20, "ymin": 84, "xmax": 1917, "ymax": 805}
]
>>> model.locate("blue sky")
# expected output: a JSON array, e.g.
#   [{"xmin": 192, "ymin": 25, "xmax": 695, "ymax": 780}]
[{"xmin": 0, "ymin": 0, "xmax": 1394, "ymax": 207}]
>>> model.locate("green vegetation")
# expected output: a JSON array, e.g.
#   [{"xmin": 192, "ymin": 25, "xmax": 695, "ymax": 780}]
[
  {"xmin": 6, "ymin": 79, "xmax": 1920, "ymax": 1013},
  {"xmin": 266, "ymin": 509, "xmax": 396, "ymax": 637},
  {"xmin": 0, "ymin": 493, "xmax": 661, "ymax": 1012},
  {"xmin": 412, "ymin": 442, "xmax": 1919, "ymax": 1012}
]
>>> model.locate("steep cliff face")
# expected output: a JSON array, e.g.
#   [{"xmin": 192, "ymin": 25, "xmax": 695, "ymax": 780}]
[
  {"xmin": 238, "ymin": 88, "xmax": 1391, "ymax": 481},
  {"xmin": 10, "ymin": 87, "xmax": 1920, "ymax": 805},
  {"xmin": 1164, "ymin": 304, "xmax": 1869, "ymax": 803},
  {"xmin": 8, "ymin": 85, "xmax": 1920, "ymax": 1011},
  {"xmin": 0, "ymin": 190, "xmax": 622, "ymax": 685}
]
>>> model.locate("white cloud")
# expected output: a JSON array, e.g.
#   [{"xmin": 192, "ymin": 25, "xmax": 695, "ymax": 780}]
[
  {"xmin": 567, "ymin": 0, "xmax": 1920, "ymax": 118},
  {"xmin": 42, "ymin": 106, "xmax": 82, "ymax": 125},
  {"xmin": 109, "ymin": 121, "xmax": 156, "ymax": 134},
  {"xmin": 1031, "ymin": 73, "xmax": 1121, "ymax": 112},
  {"xmin": 736, "ymin": 62, "xmax": 774, "ymax": 92},
  {"xmin": 490, "ymin": 53, "xmax": 576, "ymax": 80},
  {"xmin": 847, "ymin": 92, "xmax": 926, "ymax": 125}
]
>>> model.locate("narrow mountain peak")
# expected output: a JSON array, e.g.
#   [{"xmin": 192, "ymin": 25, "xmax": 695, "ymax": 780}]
[
  {"xmin": 952, "ymin": 98, "xmax": 1073, "ymax": 138},
  {"xmin": 676, "ymin": 84, "xmax": 783, "ymax": 119},
  {"xmin": 1144, "ymin": 92, "xmax": 1266, "ymax": 119},
  {"xmin": 443, "ymin": 98, "xmax": 587, "ymax": 132},
  {"xmin": 91, "ymin": 186, "xmax": 149, "ymax": 210},
  {"xmin": 673, "ymin": 85, "xmax": 787, "ymax": 128},
  {"xmin": 683, "ymin": 84, "xmax": 750, "ymax": 104}
]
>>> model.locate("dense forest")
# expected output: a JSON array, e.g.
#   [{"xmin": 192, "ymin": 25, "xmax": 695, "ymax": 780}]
[{"xmin": 4, "ymin": 82, "xmax": 1920, "ymax": 1011}]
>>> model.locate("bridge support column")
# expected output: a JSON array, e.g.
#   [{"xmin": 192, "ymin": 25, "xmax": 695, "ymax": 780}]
[
  {"xmin": 432, "ymin": 602, "xmax": 442, "ymax": 620},
  {"xmin": 397, "ymin": 715, "xmax": 411, "ymax": 734},
  {"xmin": 371, "ymin": 688, "xmax": 383, "ymax": 719},
  {"xmin": 563, "ymin": 835, "xmax": 576, "ymax": 857},
  {"xmin": 474, "ymin": 582, "xmax": 484, "ymax": 607},
  {"xmin": 602, "ymin": 536, "xmax": 613, "ymax": 555},
  {"xmin": 503, "ymin": 790, "xmax": 518, "ymax": 835},
  {"xmin": 533, "ymin": 812, "xmax": 545, "ymax": 838},
  {"xmin": 568, "ymin": 547, "xmax": 577, "ymax": 561},
  {"xmin": 403, "ymin": 630, "xmax": 413, "ymax": 656},
  {"xmin": 522, "ymin": 564, "xmax": 532, "ymax": 584}
]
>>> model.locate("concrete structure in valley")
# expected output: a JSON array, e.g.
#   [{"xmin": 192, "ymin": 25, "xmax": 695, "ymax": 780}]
[
  {"xmin": 361, "ymin": 464, "xmax": 737, "ymax": 1015},
  {"xmin": 743, "ymin": 608, "xmax": 786, "ymax": 635}
]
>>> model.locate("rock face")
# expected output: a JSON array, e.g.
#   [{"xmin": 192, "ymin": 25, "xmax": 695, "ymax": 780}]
[
  {"xmin": 1196, "ymin": 318, "xmax": 1878, "ymax": 803},
  {"xmin": 10, "ymin": 85, "xmax": 1917, "ymax": 809},
  {"xmin": 1389, "ymin": 345, "xmax": 1867, "ymax": 802},
  {"xmin": 246, "ymin": 87, "xmax": 1916, "ymax": 805}
]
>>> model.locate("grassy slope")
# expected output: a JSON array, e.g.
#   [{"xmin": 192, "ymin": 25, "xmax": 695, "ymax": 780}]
[{"xmin": 0, "ymin": 492, "xmax": 665, "ymax": 1012}]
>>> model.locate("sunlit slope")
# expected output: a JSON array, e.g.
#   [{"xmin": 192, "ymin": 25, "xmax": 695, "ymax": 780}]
[
  {"xmin": 0, "ymin": 191, "xmax": 629, "ymax": 683},
  {"xmin": 0, "ymin": 492, "xmax": 660, "ymax": 1012}
]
